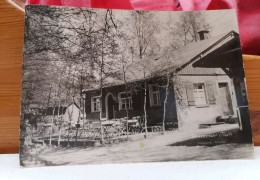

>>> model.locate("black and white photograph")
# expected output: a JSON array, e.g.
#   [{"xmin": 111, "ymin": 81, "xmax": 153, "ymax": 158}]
[{"xmin": 20, "ymin": 5, "xmax": 254, "ymax": 167}]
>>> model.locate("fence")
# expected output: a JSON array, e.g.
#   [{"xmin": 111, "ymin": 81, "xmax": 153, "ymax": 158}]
[{"xmin": 31, "ymin": 116, "xmax": 159, "ymax": 146}]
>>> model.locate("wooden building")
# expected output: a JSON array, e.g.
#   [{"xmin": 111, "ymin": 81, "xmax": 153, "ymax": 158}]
[{"xmin": 82, "ymin": 30, "xmax": 250, "ymax": 134}]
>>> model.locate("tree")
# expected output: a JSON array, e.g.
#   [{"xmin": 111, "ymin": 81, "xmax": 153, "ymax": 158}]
[
  {"xmin": 116, "ymin": 36, "xmax": 136, "ymax": 138},
  {"xmin": 175, "ymin": 11, "xmax": 210, "ymax": 46},
  {"xmin": 22, "ymin": 6, "xmax": 120, "ymax": 146},
  {"xmin": 94, "ymin": 9, "xmax": 120, "ymax": 144},
  {"xmin": 130, "ymin": 11, "xmax": 160, "ymax": 138}
]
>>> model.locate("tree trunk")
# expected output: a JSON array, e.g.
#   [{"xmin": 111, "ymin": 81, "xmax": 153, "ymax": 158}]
[
  {"xmin": 49, "ymin": 104, "xmax": 56, "ymax": 146},
  {"xmin": 99, "ymin": 47, "xmax": 104, "ymax": 145},
  {"xmin": 125, "ymin": 107, "xmax": 129, "ymax": 139},
  {"xmin": 143, "ymin": 82, "xmax": 148, "ymax": 138},
  {"xmin": 99, "ymin": 101, "xmax": 104, "ymax": 144},
  {"xmin": 44, "ymin": 85, "xmax": 52, "ymax": 116},
  {"xmin": 67, "ymin": 103, "xmax": 74, "ymax": 147},
  {"xmin": 162, "ymin": 76, "xmax": 170, "ymax": 135},
  {"xmin": 82, "ymin": 96, "xmax": 86, "ymax": 145},
  {"xmin": 57, "ymin": 100, "xmax": 61, "ymax": 146},
  {"xmin": 75, "ymin": 97, "xmax": 82, "ymax": 143},
  {"xmin": 58, "ymin": 126, "xmax": 62, "ymax": 146},
  {"xmin": 123, "ymin": 69, "xmax": 129, "ymax": 140}
]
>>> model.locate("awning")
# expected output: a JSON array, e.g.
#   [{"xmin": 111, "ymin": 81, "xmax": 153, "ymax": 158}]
[
  {"xmin": 192, "ymin": 32, "xmax": 244, "ymax": 78},
  {"xmin": 192, "ymin": 33, "xmax": 243, "ymax": 69}
]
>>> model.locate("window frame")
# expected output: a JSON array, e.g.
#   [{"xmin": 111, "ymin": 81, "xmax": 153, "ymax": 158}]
[
  {"xmin": 118, "ymin": 92, "xmax": 133, "ymax": 111},
  {"xmin": 91, "ymin": 96, "xmax": 101, "ymax": 113},
  {"xmin": 193, "ymin": 83, "xmax": 208, "ymax": 107},
  {"xmin": 149, "ymin": 84, "xmax": 161, "ymax": 107}
]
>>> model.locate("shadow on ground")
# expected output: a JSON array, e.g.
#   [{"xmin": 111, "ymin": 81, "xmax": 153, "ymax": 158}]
[{"xmin": 168, "ymin": 128, "xmax": 252, "ymax": 147}]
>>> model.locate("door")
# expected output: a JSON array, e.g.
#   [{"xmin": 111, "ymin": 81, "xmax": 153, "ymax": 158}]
[
  {"xmin": 193, "ymin": 83, "xmax": 207, "ymax": 106},
  {"xmin": 106, "ymin": 94, "xmax": 114, "ymax": 120},
  {"xmin": 218, "ymin": 82, "xmax": 234, "ymax": 115}
]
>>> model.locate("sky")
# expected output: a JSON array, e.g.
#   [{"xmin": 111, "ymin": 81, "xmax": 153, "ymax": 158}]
[
  {"xmin": 112, "ymin": 9, "xmax": 239, "ymax": 38},
  {"xmin": 203, "ymin": 9, "xmax": 239, "ymax": 36}
]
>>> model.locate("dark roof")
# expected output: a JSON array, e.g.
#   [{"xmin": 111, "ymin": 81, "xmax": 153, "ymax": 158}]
[
  {"xmin": 44, "ymin": 106, "xmax": 67, "ymax": 116},
  {"xmin": 198, "ymin": 30, "xmax": 209, "ymax": 33},
  {"xmin": 174, "ymin": 30, "xmax": 238, "ymax": 72},
  {"xmin": 43, "ymin": 102, "xmax": 80, "ymax": 116}
]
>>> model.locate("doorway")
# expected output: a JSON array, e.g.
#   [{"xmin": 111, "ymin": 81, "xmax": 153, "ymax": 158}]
[
  {"xmin": 105, "ymin": 93, "xmax": 115, "ymax": 120},
  {"xmin": 218, "ymin": 82, "xmax": 234, "ymax": 115}
]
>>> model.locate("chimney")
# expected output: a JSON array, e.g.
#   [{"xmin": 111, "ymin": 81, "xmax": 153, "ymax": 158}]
[{"xmin": 198, "ymin": 30, "xmax": 210, "ymax": 41}]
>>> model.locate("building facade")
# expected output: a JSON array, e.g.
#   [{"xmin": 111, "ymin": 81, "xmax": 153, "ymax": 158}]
[
  {"xmin": 84, "ymin": 78, "xmax": 178, "ymax": 128},
  {"xmin": 83, "ymin": 30, "xmax": 249, "ymax": 131}
]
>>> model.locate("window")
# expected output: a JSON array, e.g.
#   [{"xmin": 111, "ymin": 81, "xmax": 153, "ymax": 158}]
[
  {"xmin": 193, "ymin": 83, "xmax": 207, "ymax": 106},
  {"xmin": 149, "ymin": 85, "xmax": 161, "ymax": 106},
  {"xmin": 91, "ymin": 96, "xmax": 101, "ymax": 112},
  {"xmin": 118, "ymin": 92, "xmax": 132, "ymax": 110}
]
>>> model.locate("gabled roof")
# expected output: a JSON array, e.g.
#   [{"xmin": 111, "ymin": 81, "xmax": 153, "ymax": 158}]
[
  {"xmin": 67, "ymin": 102, "xmax": 80, "ymax": 109},
  {"xmin": 83, "ymin": 30, "xmax": 238, "ymax": 92},
  {"xmin": 174, "ymin": 30, "xmax": 238, "ymax": 72}
]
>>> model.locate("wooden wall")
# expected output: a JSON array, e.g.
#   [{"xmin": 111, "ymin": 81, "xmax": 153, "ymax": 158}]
[{"xmin": 0, "ymin": 0, "xmax": 24, "ymax": 153}]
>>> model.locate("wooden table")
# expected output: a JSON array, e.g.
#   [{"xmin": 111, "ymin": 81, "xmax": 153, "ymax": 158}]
[{"xmin": 1, "ymin": 0, "xmax": 260, "ymax": 153}]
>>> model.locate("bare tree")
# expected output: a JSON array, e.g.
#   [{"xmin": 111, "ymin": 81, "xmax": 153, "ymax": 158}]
[
  {"xmin": 175, "ymin": 11, "xmax": 210, "ymax": 46},
  {"xmin": 23, "ymin": 6, "xmax": 121, "ymax": 146},
  {"xmin": 130, "ymin": 11, "xmax": 160, "ymax": 138},
  {"xmin": 95, "ymin": 10, "xmax": 120, "ymax": 144},
  {"xmin": 161, "ymin": 53, "xmax": 172, "ymax": 134}
]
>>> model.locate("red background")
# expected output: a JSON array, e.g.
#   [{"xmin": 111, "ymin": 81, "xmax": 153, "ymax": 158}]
[{"xmin": 27, "ymin": 0, "xmax": 260, "ymax": 55}]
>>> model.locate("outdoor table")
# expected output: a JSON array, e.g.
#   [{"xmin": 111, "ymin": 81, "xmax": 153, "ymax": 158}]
[
  {"xmin": 126, "ymin": 119, "xmax": 138, "ymax": 123},
  {"xmin": 101, "ymin": 120, "xmax": 116, "ymax": 126}
]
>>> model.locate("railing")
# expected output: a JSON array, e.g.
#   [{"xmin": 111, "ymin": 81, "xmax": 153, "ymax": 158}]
[{"xmin": 31, "ymin": 115, "xmax": 168, "ymax": 146}]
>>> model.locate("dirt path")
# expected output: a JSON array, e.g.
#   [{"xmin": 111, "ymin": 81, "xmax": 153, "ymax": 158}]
[{"xmin": 23, "ymin": 124, "xmax": 254, "ymax": 167}]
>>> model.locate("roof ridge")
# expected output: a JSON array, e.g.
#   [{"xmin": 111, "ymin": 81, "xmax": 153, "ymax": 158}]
[{"xmin": 175, "ymin": 30, "xmax": 236, "ymax": 72}]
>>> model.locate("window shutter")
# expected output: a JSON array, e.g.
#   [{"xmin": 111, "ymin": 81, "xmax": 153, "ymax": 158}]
[
  {"xmin": 206, "ymin": 81, "xmax": 216, "ymax": 104},
  {"xmin": 91, "ymin": 98, "xmax": 94, "ymax": 112},
  {"xmin": 148, "ymin": 85, "xmax": 153, "ymax": 106},
  {"xmin": 186, "ymin": 83, "xmax": 195, "ymax": 106}
]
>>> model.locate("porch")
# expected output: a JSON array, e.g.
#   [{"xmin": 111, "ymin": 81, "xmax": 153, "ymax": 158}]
[{"xmin": 192, "ymin": 31, "xmax": 252, "ymax": 141}]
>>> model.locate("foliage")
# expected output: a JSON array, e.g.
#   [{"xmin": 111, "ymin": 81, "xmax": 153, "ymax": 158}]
[
  {"xmin": 174, "ymin": 11, "xmax": 210, "ymax": 46},
  {"xmin": 22, "ymin": 6, "xmax": 211, "ymax": 141}
]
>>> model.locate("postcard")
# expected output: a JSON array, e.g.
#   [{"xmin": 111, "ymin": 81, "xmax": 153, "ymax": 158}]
[{"xmin": 20, "ymin": 5, "xmax": 254, "ymax": 167}]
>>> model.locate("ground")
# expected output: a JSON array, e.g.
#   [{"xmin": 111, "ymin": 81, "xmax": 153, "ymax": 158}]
[{"xmin": 21, "ymin": 124, "xmax": 254, "ymax": 167}]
